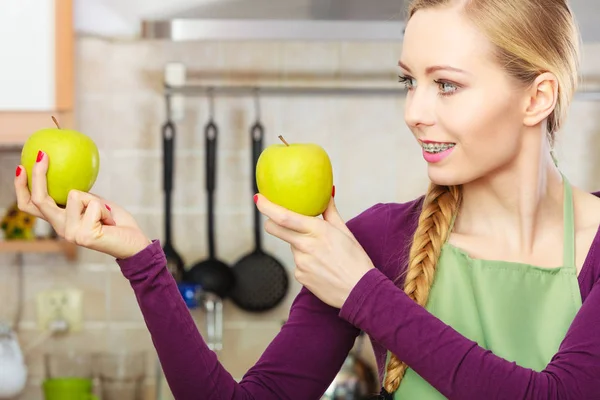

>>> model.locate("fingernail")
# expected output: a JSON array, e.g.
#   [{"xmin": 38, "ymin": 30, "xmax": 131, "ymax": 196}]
[
  {"xmin": 15, "ymin": 166, "xmax": 21, "ymax": 177},
  {"xmin": 332, "ymin": 185, "xmax": 336, "ymax": 198},
  {"xmin": 36, "ymin": 151, "xmax": 44, "ymax": 163},
  {"xmin": 253, "ymin": 194, "xmax": 258, "ymax": 204},
  {"xmin": 105, "ymin": 204, "xmax": 111, "ymax": 211}
]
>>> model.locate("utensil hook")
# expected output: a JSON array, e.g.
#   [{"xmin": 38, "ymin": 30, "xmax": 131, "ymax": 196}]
[
  {"xmin": 164, "ymin": 93, "xmax": 172, "ymax": 121},
  {"xmin": 253, "ymin": 88, "xmax": 261, "ymax": 124},
  {"xmin": 205, "ymin": 88, "xmax": 217, "ymax": 142},
  {"xmin": 208, "ymin": 88, "xmax": 215, "ymax": 122}
]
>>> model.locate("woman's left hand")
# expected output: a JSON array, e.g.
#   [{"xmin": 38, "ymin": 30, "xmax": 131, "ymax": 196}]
[{"xmin": 254, "ymin": 192, "xmax": 375, "ymax": 309}]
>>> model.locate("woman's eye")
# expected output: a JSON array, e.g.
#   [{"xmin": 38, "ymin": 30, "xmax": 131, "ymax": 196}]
[
  {"xmin": 435, "ymin": 80, "xmax": 458, "ymax": 96},
  {"xmin": 398, "ymin": 75, "xmax": 416, "ymax": 90}
]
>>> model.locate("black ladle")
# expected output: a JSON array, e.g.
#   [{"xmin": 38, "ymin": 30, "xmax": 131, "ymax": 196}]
[
  {"xmin": 161, "ymin": 120, "xmax": 185, "ymax": 282},
  {"xmin": 229, "ymin": 102, "xmax": 289, "ymax": 312},
  {"xmin": 185, "ymin": 114, "xmax": 235, "ymax": 298}
]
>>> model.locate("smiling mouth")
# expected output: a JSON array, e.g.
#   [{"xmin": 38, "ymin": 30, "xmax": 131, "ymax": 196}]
[{"xmin": 420, "ymin": 141, "xmax": 456, "ymax": 154}]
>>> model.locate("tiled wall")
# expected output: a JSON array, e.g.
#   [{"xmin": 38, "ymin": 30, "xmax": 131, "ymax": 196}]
[{"xmin": 1, "ymin": 37, "xmax": 600, "ymax": 399}]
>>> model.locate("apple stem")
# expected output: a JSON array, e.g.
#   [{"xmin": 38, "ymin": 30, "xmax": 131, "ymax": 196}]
[
  {"xmin": 278, "ymin": 135, "xmax": 290, "ymax": 146},
  {"xmin": 51, "ymin": 116, "xmax": 61, "ymax": 129}
]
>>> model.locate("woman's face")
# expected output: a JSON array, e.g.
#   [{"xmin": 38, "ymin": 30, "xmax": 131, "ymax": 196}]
[{"xmin": 400, "ymin": 5, "xmax": 528, "ymax": 186}]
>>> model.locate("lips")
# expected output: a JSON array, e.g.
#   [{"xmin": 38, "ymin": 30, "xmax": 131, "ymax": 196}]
[{"xmin": 420, "ymin": 139, "xmax": 455, "ymax": 144}]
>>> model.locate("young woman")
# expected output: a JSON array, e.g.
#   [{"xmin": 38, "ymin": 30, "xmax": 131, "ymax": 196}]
[{"xmin": 14, "ymin": 0, "xmax": 600, "ymax": 398}]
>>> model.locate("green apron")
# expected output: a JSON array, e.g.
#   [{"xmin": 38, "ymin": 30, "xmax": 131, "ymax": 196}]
[{"xmin": 381, "ymin": 176, "xmax": 583, "ymax": 399}]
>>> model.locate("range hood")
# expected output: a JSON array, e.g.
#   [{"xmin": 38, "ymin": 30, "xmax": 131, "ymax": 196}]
[{"xmin": 141, "ymin": 0, "xmax": 408, "ymax": 41}]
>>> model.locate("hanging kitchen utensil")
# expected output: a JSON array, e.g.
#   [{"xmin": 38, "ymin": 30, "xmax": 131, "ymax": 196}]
[
  {"xmin": 321, "ymin": 331, "xmax": 380, "ymax": 400},
  {"xmin": 161, "ymin": 118, "xmax": 185, "ymax": 282},
  {"xmin": 185, "ymin": 93, "xmax": 235, "ymax": 299},
  {"xmin": 229, "ymin": 94, "xmax": 289, "ymax": 312},
  {"xmin": 201, "ymin": 292, "xmax": 223, "ymax": 351}
]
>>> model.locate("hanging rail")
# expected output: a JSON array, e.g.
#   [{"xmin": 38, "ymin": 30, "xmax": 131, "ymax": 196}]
[
  {"xmin": 165, "ymin": 84, "xmax": 406, "ymax": 97},
  {"xmin": 164, "ymin": 83, "xmax": 600, "ymax": 101}
]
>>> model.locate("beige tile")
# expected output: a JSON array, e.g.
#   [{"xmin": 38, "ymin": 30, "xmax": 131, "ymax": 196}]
[
  {"xmin": 107, "ymin": 269, "xmax": 144, "ymax": 323},
  {"xmin": 77, "ymin": 94, "xmax": 164, "ymax": 151},
  {"xmin": 580, "ymin": 43, "xmax": 600, "ymax": 78},
  {"xmin": 19, "ymin": 326, "xmax": 109, "ymax": 379},
  {"xmin": 277, "ymin": 97, "xmax": 335, "ymax": 148},
  {"xmin": 75, "ymin": 37, "xmax": 111, "ymax": 92},
  {"xmin": 105, "ymin": 153, "xmax": 161, "ymax": 210},
  {"xmin": 130, "ymin": 212, "xmax": 163, "ymax": 247},
  {"xmin": 19, "ymin": 252, "xmax": 75, "ymax": 268},
  {"xmin": 105, "ymin": 324, "xmax": 155, "ymax": 353},
  {"xmin": 141, "ymin": 382, "xmax": 158, "ymax": 400},
  {"xmin": 220, "ymin": 42, "xmax": 283, "ymax": 85},
  {"xmin": 332, "ymin": 97, "xmax": 405, "ymax": 136},
  {"xmin": 77, "ymin": 38, "xmax": 161, "ymax": 96},
  {"xmin": 104, "ymin": 324, "xmax": 158, "ymax": 380},
  {"xmin": 329, "ymin": 97, "xmax": 411, "ymax": 214},
  {"xmin": 213, "ymin": 150, "xmax": 256, "ymax": 212},
  {"xmin": 141, "ymin": 383, "xmax": 156, "ymax": 400},
  {"xmin": 92, "ymin": 149, "xmax": 113, "ymax": 198},
  {"xmin": 339, "ymin": 42, "xmax": 400, "ymax": 76},
  {"xmin": 0, "ymin": 255, "xmax": 21, "ymax": 322},
  {"xmin": 77, "ymin": 246, "xmax": 116, "ymax": 266},
  {"xmin": 13, "ymin": 383, "xmax": 43, "ymax": 400},
  {"xmin": 555, "ymin": 101, "xmax": 600, "ymax": 191},
  {"xmin": 0, "ymin": 152, "xmax": 21, "ymax": 207},
  {"xmin": 20, "ymin": 263, "xmax": 108, "ymax": 325},
  {"xmin": 17, "ymin": 330, "xmax": 49, "ymax": 378},
  {"xmin": 217, "ymin": 324, "xmax": 283, "ymax": 381},
  {"xmin": 162, "ymin": 41, "xmax": 223, "ymax": 72},
  {"xmin": 281, "ymin": 42, "xmax": 341, "ymax": 81}
]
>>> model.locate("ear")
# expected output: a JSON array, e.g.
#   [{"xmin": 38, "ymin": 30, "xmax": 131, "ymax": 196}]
[{"xmin": 522, "ymin": 72, "xmax": 559, "ymax": 128}]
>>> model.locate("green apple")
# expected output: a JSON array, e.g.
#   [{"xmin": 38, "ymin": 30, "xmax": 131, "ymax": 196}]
[
  {"xmin": 21, "ymin": 117, "xmax": 100, "ymax": 206},
  {"xmin": 256, "ymin": 135, "xmax": 333, "ymax": 217}
]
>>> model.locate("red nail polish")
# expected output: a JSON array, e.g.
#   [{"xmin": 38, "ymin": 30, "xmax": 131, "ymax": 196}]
[
  {"xmin": 332, "ymin": 185, "xmax": 336, "ymax": 198},
  {"xmin": 15, "ymin": 166, "xmax": 21, "ymax": 177},
  {"xmin": 253, "ymin": 194, "xmax": 258, "ymax": 204},
  {"xmin": 105, "ymin": 204, "xmax": 111, "ymax": 211},
  {"xmin": 36, "ymin": 151, "xmax": 44, "ymax": 163}
]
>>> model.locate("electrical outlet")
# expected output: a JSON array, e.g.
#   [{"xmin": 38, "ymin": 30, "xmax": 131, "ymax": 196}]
[{"xmin": 36, "ymin": 288, "xmax": 83, "ymax": 333}]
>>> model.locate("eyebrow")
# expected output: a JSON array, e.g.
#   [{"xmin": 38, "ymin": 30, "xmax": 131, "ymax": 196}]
[{"xmin": 398, "ymin": 61, "xmax": 470, "ymax": 75}]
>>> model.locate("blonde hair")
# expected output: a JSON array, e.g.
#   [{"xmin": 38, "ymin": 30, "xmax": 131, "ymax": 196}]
[{"xmin": 384, "ymin": 0, "xmax": 581, "ymax": 393}]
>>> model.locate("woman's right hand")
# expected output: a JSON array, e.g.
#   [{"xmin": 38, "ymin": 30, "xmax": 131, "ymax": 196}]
[{"xmin": 14, "ymin": 151, "xmax": 152, "ymax": 260}]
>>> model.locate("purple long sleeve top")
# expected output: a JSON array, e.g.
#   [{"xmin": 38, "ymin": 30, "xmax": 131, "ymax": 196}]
[{"xmin": 117, "ymin": 195, "xmax": 600, "ymax": 399}]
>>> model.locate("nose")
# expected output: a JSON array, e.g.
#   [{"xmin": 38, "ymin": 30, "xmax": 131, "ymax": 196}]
[{"xmin": 404, "ymin": 88, "xmax": 435, "ymax": 129}]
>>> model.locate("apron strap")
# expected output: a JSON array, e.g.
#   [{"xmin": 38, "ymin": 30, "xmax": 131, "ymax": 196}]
[{"xmin": 561, "ymin": 173, "xmax": 576, "ymax": 271}]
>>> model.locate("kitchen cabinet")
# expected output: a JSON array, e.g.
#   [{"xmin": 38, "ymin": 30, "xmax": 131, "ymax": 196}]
[{"xmin": 0, "ymin": 0, "xmax": 74, "ymax": 146}]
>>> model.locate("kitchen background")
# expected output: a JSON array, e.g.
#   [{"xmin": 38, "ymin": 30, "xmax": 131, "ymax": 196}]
[{"xmin": 1, "ymin": 0, "xmax": 600, "ymax": 399}]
